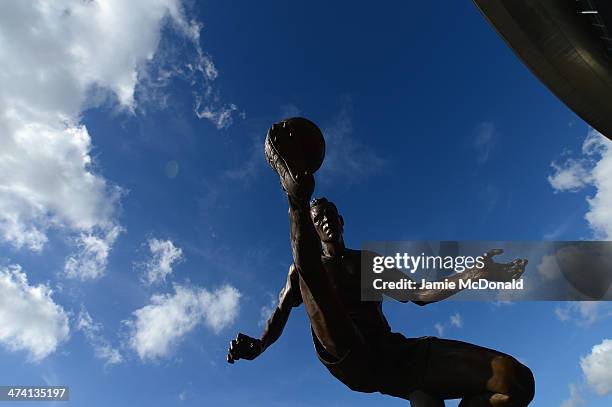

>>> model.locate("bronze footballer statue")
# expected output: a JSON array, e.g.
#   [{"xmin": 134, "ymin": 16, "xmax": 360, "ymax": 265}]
[{"xmin": 227, "ymin": 117, "xmax": 535, "ymax": 406}]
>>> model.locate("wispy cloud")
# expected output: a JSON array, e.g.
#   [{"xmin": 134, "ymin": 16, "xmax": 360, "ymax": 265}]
[
  {"xmin": 141, "ymin": 238, "xmax": 184, "ymax": 285},
  {"xmin": 222, "ymin": 136, "xmax": 265, "ymax": 185},
  {"xmin": 555, "ymin": 302, "xmax": 611, "ymax": 326},
  {"xmin": 178, "ymin": 390, "xmax": 188, "ymax": 401},
  {"xmin": 64, "ymin": 225, "xmax": 123, "ymax": 280},
  {"xmin": 195, "ymin": 103, "xmax": 240, "ymax": 129},
  {"xmin": 560, "ymin": 383, "xmax": 585, "ymax": 407},
  {"xmin": 473, "ymin": 122, "xmax": 497, "ymax": 164},
  {"xmin": 77, "ymin": 308, "xmax": 123, "ymax": 366},
  {"xmin": 136, "ymin": 7, "xmax": 241, "ymax": 129},
  {"xmin": 258, "ymin": 294, "xmax": 277, "ymax": 327},
  {"xmin": 319, "ymin": 105, "xmax": 387, "ymax": 185},
  {"xmin": 450, "ymin": 312, "xmax": 463, "ymax": 328},
  {"xmin": 434, "ymin": 312, "xmax": 463, "ymax": 337},
  {"xmin": 543, "ymin": 219, "xmax": 574, "ymax": 240}
]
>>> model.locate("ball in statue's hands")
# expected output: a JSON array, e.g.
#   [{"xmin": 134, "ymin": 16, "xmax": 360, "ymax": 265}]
[{"xmin": 264, "ymin": 117, "xmax": 326, "ymax": 183}]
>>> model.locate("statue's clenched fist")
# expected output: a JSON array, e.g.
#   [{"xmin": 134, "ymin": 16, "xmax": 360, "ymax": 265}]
[{"xmin": 227, "ymin": 333, "xmax": 262, "ymax": 364}]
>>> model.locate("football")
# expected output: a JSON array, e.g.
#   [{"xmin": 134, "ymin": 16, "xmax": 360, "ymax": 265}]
[{"xmin": 264, "ymin": 117, "xmax": 326, "ymax": 179}]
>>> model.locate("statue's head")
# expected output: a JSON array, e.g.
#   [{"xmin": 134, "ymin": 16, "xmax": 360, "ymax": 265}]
[{"xmin": 310, "ymin": 197, "xmax": 344, "ymax": 243}]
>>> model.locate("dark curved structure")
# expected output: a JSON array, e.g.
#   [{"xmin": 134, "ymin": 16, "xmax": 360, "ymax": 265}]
[{"xmin": 473, "ymin": 0, "xmax": 612, "ymax": 140}]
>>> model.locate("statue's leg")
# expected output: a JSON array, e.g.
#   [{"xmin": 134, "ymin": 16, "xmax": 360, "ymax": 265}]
[{"xmin": 419, "ymin": 338, "xmax": 535, "ymax": 406}]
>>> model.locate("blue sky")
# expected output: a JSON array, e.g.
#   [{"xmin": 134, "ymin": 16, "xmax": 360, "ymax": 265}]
[{"xmin": 1, "ymin": 1, "xmax": 611, "ymax": 406}]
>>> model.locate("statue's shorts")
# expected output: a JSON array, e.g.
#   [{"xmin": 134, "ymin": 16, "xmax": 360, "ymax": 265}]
[{"xmin": 312, "ymin": 330, "xmax": 436, "ymax": 399}]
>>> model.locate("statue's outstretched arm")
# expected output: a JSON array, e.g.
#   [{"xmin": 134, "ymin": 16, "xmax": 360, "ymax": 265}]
[
  {"xmin": 259, "ymin": 264, "xmax": 302, "ymax": 351},
  {"xmin": 227, "ymin": 264, "xmax": 302, "ymax": 364}
]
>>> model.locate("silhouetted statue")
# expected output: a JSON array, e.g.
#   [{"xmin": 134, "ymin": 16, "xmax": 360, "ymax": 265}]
[{"xmin": 228, "ymin": 118, "xmax": 535, "ymax": 406}]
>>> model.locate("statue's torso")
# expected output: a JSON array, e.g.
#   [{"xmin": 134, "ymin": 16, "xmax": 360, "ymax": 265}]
[{"xmin": 321, "ymin": 248, "xmax": 391, "ymax": 342}]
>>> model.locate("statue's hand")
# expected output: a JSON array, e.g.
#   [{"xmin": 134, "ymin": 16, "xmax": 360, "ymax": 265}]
[
  {"xmin": 227, "ymin": 333, "xmax": 262, "ymax": 364},
  {"xmin": 264, "ymin": 129, "xmax": 315, "ymax": 202},
  {"xmin": 280, "ymin": 172, "xmax": 314, "ymax": 203},
  {"xmin": 478, "ymin": 249, "xmax": 528, "ymax": 282}
]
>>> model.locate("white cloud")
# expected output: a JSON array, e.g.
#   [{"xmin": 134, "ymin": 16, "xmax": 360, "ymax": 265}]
[
  {"xmin": 450, "ymin": 312, "xmax": 463, "ymax": 328},
  {"xmin": 560, "ymin": 383, "xmax": 585, "ymax": 407},
  {"xmin": 126, "ymin": 284, "xmax": 240, "ymax": 361},
  {"xmin": 64, "ymin": 225, "xmax": 122, "ymax": 280},
  {"xmin": 77, "ymin": 308, "xmax": 122, "ymax": 366},
  {"xmin": 143, "ymin": 238, "xmax": 184, "ymax": 285},
  {"xmin": 0, "ymin": 120, "xmax": 122, "ymax": 252},
  {"xmin": 195, "ymin": 102, "xmax": 239, "ymax": 130},
  {"xmin": 0, "ymin": 0, "xmax": 237, "ymax": 268},
  {"xmin": 548, "ymin": 129, "xmax": 612, "ymax": 238},
  {"xmin": 548, "ymin": 159, "xmax": 592, "ymax": 192},
  {"xmin": 0, "ymin": 265, "xmax": 69, "ymax": 361},
  {"xmin": 434, "ymin": 322, "xmax": 444, "ymax": 337},
  {"xmin": 581, "ymin": 339, "xmax": 612, "ymax": 396},
  {"xmin": 0, "ymin": 0, "xmax": 183, "ymax": 251}
]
